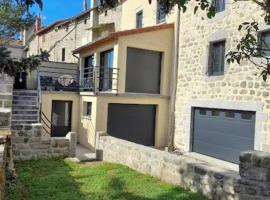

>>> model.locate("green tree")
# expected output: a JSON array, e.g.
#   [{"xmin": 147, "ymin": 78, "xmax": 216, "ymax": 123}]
[{"xmin": 0, "ymin": 0, "xmax": 43, "ymax": 77}]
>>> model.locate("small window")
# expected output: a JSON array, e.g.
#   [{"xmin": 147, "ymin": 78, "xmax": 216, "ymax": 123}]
[
  {"xmin": 62, "ymin": 48, "xmax": 66, "ymax": 62},
  {"xmin": 215, "ymin": 0, "xmax": 225, "ymax": 13},
  {"xmin": 241, "ymin": 113, "xmax": 253, "ymax": 120},
  {"xmin": 259, "ymin": 31, "xmax": 270, "ymax": 57},
  {"xmin": 42, "ymin": 35, "xmax": 45, "ymax": 43},
  {"xmin": 136, "ymin": 10, "xmax": 143, "ymax": 28},
  {"xmin": 84, "ymin": 19, "xmax": 87, "ymax": 24},
  {"xmin": 212, "ymin": 110, "xmax": 220, "ymax": 117},
  {"xmin": 199, "ymin": 109, "xmax": 207, "ymax": 115},
  {"xmin": 208, "ymin": 40, "xmax": 226, "ymax": 76},
  {"xmin": 83, "ymin": 102, "xmax": 92, "ymax": 116},
  {"xmin": 157, "ymin": 2, "xmax": 166, "ymax": 23},
  {"xmin": 225, "ymin": 111, "xmax": 235, "ymax": 118}
]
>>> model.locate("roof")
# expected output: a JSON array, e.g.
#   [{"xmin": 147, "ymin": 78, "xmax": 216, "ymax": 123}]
[
  {"xmin": 36, "ymin": 9, "xmax": 92, "ymax": 36},
  {"xmin": 0, "ymin": 39, "xmax": 23, "ymax": 48},
  {"xmin": 36, "ymin": 19, "xmax": 69, "ymax": 35},
  {"xmin": 73, "ymin": 23, "xmax": 174, "ymax": 54}
]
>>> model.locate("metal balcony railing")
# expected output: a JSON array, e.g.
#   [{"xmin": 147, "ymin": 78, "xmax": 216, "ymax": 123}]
[
  {"xmin": 38, "ymin": 65, "xmax": 79, "ymax": 92},
  {"xmin": 79, "ymin": 66, "xmax": 119, "ymax": 93}
]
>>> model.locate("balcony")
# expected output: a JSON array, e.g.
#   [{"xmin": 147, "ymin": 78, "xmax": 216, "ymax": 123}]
[
  {"xmin": 80, "ymin": 66, "xmax": 119, "ymax": 93},
  {"xmin": 37, "ymin": 62, "xmax": 79, "ymax": 92}
]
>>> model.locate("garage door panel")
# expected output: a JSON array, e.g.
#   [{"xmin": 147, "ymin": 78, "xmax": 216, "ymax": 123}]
[
  {"xmin": 194, "ymin": 129, "xmax": 254, "ymax": 150},
  {"xmin": 194, "ymin": 119, "xmax": 255, "ymax": 139},
  {"xmin": 194, "ymin": 113, "xmax": 255, "ymax": 139},
  {"xmin": 107, "ymin": 104, "xmax": 156, "ymax": 146},
  {"xmin": 193, "ymin": 140, "xmax": 241, "ymax": 163},
  {"xmin": 193, "ymin": 108, "xmax": 255, "ymax": 163}
]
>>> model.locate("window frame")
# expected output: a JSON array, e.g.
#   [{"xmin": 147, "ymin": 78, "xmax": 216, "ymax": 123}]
[
  {"xmin": 83, "ymin": 101, "xmax": 92, "ymax": 117},
  {"xmin": 62, "ymin": 48, "xmax": 66, "ymax": 62},
  {"xmin": 136, "ymin": 10, "xmax": 143, "ymax": 28},
  {"xmin": 258, "ymin": 30, "xmax": 270, "ymax": 58},
  {"xmin": 214, "ymin": 0, "xmax": 226, "ymax": 13},
  {"xmin": 157, "ymin": 2, "xmax": 166, "ymax": 24},
  {"xmin": 208, "ymin": 40, "xmax": 226, "ymax": 76}
]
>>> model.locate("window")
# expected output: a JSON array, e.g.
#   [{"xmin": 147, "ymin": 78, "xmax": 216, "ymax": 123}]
[
  {"xmin": 62, "ymin": 48, "xmax": 66, "ymax": 62},
  {"xmin": 83, "ymin": 102, "xmax": 92, "ymax": 116},
  {"xmin": 215, "ymin": 0, "xmax": 225, "ymax": 12},
  {"xmin": 212, "ymin": 110, "xmax": 220, "ymax": 117},
  {"xmin": 136, "ymin": 10, "xmax": 143, "ymax": 28},
  {"xmin": 225, "ymin": 111, "xmax": 235, "ymax": 118},
  {"xmin": 157, "ymin": 2, "xmax": 166, "ymax": 23},
  {"xmin": 199, "ymin": 109, "xmax": 207, "ymax": 115},
  {"xmin": 42, "ymin": 35, "xmax": 45, "ymax": 43},
  {"xmin": 208, "ymin": 40, "xmax": 226, "ymax": 76},
  {"xmin": 100, "ymin": 49, "xmax": 114, "ymax": 91},
  {"xmin": 259, "ymin": 31, "xmax": 270, "ymax": 57}
]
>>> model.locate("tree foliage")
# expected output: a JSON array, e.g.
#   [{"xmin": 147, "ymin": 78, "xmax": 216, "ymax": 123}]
[{"xmin": 0, "ymin": 0, "xmax": 43, "ymax": 77}]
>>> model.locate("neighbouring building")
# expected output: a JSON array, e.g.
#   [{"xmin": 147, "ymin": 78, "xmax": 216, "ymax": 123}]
[
  {"xmin": 174, "ymin": 0, "xmax": 270, "ymax": 164},
  {"xmin": 25, "ymin": 10, "xmax": 92, "ymax": 63}
]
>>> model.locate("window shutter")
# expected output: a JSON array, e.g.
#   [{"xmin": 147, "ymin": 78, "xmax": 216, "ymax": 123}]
[{"xmin": 208, "ymin": 43, "xmax": 214, "ymax": 75}]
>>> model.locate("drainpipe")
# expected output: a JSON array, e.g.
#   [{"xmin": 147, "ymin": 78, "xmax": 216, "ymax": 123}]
[{"xmin": 168, "ymin": 7, "xmax": 181, "ymax": 150}]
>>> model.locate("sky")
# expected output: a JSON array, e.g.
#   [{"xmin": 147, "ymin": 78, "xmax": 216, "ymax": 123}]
[{"xmin": 31, "ymin": 0, "xmax": 91, "ymax": 26}]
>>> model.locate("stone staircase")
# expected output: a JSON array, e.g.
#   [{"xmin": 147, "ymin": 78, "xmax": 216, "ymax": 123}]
[{"xmin": 11, "ymin": 90, "xmax": 39, "ymax": 126}]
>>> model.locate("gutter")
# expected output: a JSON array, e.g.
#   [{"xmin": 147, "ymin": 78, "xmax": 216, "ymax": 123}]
[{"xmin": 168, "ymin": 7, "xmax": 181, "ymax": 150}]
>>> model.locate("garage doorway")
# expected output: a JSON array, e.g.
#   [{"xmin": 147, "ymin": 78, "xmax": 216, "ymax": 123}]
[
  {"xmin": 192, "ymin": 108, "xmax": 255, "ymax": 163},
  {"xmin": 107, "ymin": 104, "xmax": 156, "ymax": 146}
]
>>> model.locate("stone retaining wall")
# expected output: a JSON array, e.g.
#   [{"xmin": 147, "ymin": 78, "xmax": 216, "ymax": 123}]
[
  {"xmin": 97, "ymin": 135, "xmax": 270, "ymax": 200},
  {"xmin": 0, "ymin": 74, "xmax": 13, "ymax": 128},
  {"xmin": 11, "ymin": 124, "xmax": 76, "ymax": 161}
]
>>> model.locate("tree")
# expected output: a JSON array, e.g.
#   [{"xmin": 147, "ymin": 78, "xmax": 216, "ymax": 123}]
[{"xmin": 0, "ymin": 0, "xmax": 43, "ymax": 77}]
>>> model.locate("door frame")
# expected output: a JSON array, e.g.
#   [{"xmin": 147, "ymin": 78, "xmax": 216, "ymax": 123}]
[
  {"xmin": 51, "ymin": 100, "xmax": 73, "ymax": 137},
  {"xmin": 99, "ymin": 48, "xmax": 114, "ymax": 91}
]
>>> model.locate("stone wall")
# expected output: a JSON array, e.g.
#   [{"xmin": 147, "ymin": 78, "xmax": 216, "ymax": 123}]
[
  {"xmin": 175, "ymin": 0, "xmax": 270, "ymax": 152},
  {"xmin": 11, "ymin": 124, "xmax": 76, "ymax": 161},
  {"xmin": 97, "ymin": 135, "xmax": 270, "ymax": 200},
  {"xmin": 0, "ymin": 137, "xmax": 10, "ymax": 200},
  {"xmin": 0, "ymin": 74, "xmax": 13, "ymax": 129}
]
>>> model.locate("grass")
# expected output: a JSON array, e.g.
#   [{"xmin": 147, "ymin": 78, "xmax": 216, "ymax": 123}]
[{"xmin": 6, "ymin": 159, "xmax": 208, "ymax": 200}]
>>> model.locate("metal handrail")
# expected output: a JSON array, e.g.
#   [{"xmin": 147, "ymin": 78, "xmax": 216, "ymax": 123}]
[{"xmin": 37, "ymin": 68, "xmax": 42, "ymax": 123}]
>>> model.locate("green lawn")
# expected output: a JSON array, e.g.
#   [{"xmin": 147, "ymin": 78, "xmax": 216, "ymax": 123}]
[{"xmin": 6, "ymin": 159, "xmax": 208, "ymax": 200}]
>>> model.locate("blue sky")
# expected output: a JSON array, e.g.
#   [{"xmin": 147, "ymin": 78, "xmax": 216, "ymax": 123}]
[{"xmin": 31, "ymin": 0, "xmax": 91, "ymax": 26}]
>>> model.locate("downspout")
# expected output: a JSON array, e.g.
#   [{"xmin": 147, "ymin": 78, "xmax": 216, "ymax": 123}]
[{"xmin": 168, "ymin": 7, "xmax": 181, "ymax": 150}]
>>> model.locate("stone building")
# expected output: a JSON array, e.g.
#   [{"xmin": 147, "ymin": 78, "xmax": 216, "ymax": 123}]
[
  {"xmin": 25, "ymin": 10, "xmax": 92, "ymax": 63},
  {"xmin": 174, "ymin": 0, "xmax": 270, "ymax": 164}
]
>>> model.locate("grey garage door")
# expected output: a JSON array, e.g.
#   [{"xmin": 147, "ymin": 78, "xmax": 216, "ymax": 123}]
[
  {"xmin": 192, "ymin": 108, "xmax": 255, "ymax": 163},
  {"xmin": 107, "ymin": 104, "xmax": 156, "ymax": 146}
]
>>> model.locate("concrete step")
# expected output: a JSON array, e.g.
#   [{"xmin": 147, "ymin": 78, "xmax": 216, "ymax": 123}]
[
  {"xmin": 12, "ymin": 110, "xmax": 39, "ymax": 115},
  {"xmin": 11, "ymin": 120, "xmax": 39, "ymax": 125},
  {"xmin": 12, "ymin": 115, "xmax": 39, "ymax": 121},
  {"xmin": 13, "ymin": 90, "xmax": 38, "ymax": 97},
  {"xmin": 13, "ymin": 96, "xmax": 38, "ymax": 101},
  {"xmin": 12, "ymin": 105, "xmax": 39, "ymax": 110},
  {"xmin": 12, "ymin": 100, "xmax": 37, "ymax": 106}
]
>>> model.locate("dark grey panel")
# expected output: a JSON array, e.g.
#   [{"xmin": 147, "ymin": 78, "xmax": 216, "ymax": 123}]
[
  {"xmin": 125, "ymin": 47, "xmax": 162, "ymax": 94},
  {"xmin": 192, "ymin": 108, "xmax": 255, "ymax": 163},
  {"xmin": 107, "ymin": 104, "xmax": 156, "ymax": 146}
]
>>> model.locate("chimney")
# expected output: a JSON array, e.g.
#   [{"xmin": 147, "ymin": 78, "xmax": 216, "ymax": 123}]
[
  {"xmin": 83, "ymin": 0, "xmax": 88, "ymax": 11},
  {"xmin": 35, "ymin": 13, "xmax": 42, "ymax": 32}
]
